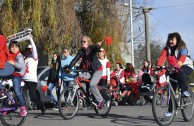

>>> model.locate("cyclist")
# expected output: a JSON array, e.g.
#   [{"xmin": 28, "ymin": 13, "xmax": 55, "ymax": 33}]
[
  {"xmin": 66, "ymin": 36, "xmax": 104, "ymax": 108},
  {"xmin": 0, "ymin": 30, "xmax": 14, "ymax": 77},
  {"xmin": 7, "ymin": 41, "xmax": 27, "ymax": 116},
  {"xmin": 156, "ymin": 32, "xmax": 193, "ymax": 117}
]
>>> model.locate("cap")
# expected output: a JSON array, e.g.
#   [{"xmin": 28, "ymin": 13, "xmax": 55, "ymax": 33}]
[
  {"xmin": 100, "ymin": 48, "xmax": 106, "ymax": 53},
  {"xmin": 26, "ymin": 45, "xmax": 32, "ymax": 49}
]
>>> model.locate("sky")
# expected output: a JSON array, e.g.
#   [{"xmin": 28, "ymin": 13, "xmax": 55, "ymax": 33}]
[{"xmin": 147, "ymin": 0, "xmax": 194, "ymax": 59}]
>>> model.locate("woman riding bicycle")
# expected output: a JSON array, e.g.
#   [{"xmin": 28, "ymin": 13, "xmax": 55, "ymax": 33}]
[
  {"xmin": 156, "ymin": 32, "xmax": 193, "ymax": 117},
  {"xmin": 66, "ymin": 36, "xmax": 104, "ymax": 108}
]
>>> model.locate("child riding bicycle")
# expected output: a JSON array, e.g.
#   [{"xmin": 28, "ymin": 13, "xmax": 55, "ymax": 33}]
[{"xmin": 156, "ymin": 32, "xmax": 193, "ymax": 117}]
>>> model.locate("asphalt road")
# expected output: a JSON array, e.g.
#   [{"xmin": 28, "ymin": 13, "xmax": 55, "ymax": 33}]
[{"xmin": 1, "ymin": 103, "xmax": 193, "ymax": 126}]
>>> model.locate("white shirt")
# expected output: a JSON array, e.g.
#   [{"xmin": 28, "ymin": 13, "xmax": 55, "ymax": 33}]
[
  {"xmin": 23, "ymin": 55, "xmax": 38, "ymax": 82},
  {"xmin": 98, "ymin": 58, "xmax": 110, "ymax": 80}
]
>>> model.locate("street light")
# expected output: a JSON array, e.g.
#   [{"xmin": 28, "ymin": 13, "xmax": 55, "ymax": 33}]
[{"xmin": 124, "ymin": 0, "xmax": 134, "ymax": 67}]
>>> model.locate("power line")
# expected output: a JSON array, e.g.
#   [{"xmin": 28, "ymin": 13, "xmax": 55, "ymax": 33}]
[
  {"xmin": 149, "ymin": 12, "xmax": 174, "ymax": 31},
  {"xmin": 157, "ymin": 2, "xmax": 194, "ymax": 9},
  {"xmin": 150, "ymin": 12, "xmax": 194, "ymax": 42}
]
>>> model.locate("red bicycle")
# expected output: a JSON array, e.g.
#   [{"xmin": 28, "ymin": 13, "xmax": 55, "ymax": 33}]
[{"xmin": 58, "ymin": 70, "xmax": 111, "ymax": 120}]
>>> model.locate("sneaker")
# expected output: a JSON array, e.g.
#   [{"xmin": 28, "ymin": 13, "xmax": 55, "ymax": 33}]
[
  {"xmin": 19, "ymin": 106, "xmax": 27, "ymax": 117},
  {"xmin": 41, "ymin": 107, "xmax": 46, "ymax": 115},
  {"xmin": 182, "ymin": 91, "xmax": 190, "ymax": 97},
  {"xmin": 2, "ymin": 111, "xmax": 7, "ymax": 116},
  {"xmin": 106, "ymin": 101, "xmax": 111, "ymax": 108},
  {"xmin": 164, "ymin": 112, "xmax": 172, "ymax": 117},
  {"xmin": 97, "ymin": 101, "xmax": 104, "ymax": 109}
]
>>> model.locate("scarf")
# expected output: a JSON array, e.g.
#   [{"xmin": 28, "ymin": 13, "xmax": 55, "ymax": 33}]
[{"xmin": 9, "ymin": 51, "xmax": 21, "ymax": 62}]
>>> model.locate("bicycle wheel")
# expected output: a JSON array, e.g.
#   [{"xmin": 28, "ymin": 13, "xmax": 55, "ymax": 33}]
[
  {"xmin": 58, "ymin": 87, "xmax": 79, "ymax": 120},
  {"xmin": 152, "ymin": 86, "xmax": 176, "ymax": 126},
  {"xmin": 94, "ymin": 86, "xmax": 111, "ymax": 116},
  {"xmin": 0, "ymin": 92, "xmax": 27, "ymax": 126},
  {"xmin": 181, "ymin": 85, "xmax": 194, "ymax": 121}
]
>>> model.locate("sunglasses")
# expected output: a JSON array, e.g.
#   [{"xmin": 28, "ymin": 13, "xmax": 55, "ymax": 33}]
[
  {"xmin": 81, "ymin": 40, "xmax": 86, "ymax": 44},
  {"xmin": 63, "ymin": 51, "xmax": 67, "ymax": 53}
]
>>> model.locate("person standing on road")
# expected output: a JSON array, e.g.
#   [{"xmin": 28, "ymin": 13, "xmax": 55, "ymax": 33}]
[
  {"xmin": 58, "ymin": 49, "xmax": 75, "ymax": 96},
  {"xmin": 98, "ymin": 48, "xmax": 111, "ymax": 87},
  {"xmin": 22, "ymin": 36, "xmax": 45, "ymax": 115},
  {"xmin": 47, "ymin": 52, "xmax": 60, "ymax": 109}
]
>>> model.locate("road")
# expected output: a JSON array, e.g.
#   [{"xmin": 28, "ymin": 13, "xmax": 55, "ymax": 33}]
[{"xmin": 1, "ymin": 103, "xmax": 193, "ymax": 126}]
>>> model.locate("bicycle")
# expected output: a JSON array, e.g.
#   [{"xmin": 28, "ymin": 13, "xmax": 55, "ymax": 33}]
[
  {"xmin": 152, "ymin": 67, "xmax": 194, "ymax": 126},
  {"xmin": 0, "ymin": 77, "xmax": 27, "ymax": 126},
  {"xmin": 58, "ymin": 69, "xmax": 111, "ymax": 120}
]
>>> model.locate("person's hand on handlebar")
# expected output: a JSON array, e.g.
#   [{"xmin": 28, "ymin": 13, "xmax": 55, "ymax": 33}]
[{"xmin": 64, "ymin": 65, "xmax": 70, "ymax": 73}]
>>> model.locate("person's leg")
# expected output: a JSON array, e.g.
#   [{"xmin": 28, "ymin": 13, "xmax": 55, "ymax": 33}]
[
  {"xmin": 25, "ymin": 81, "xmax": 45, "ymax": 114},
  {"xmin": 0, "ymin": 62, "xmax": 14, "ymax": 77},
  {"xmin": 47, "ymin": 83, "xmax": 57, "ymax": 106},
  {"xmin": 178, "ymin": 65, "xmax": 193, "ymax": 93},
  {"xmin": 13, "ymin": 76, "xmax": 27, "ymax": 116},
  {"xmin": 167, "ymin": 73, "xmax": 178, "ymax": 114},
  {"xmin": 56, "ymin": 85, "xmax": 61, "ymax": 102},
  {"xmin": 90, "ymin": 70, "xmax": 103, "ymax": 103},
  {"xmin": 13, "ymin": 77, "xmax": 25, "ymax": 107}
]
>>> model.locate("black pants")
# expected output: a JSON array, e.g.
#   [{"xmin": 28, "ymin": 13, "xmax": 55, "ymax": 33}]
[
  {"xmin": 23, "ymin": 81, "xmax": 44, "ymax": 109},
  {"xmin": 98, "ymin": 79, "xmax": 107, "ymax": 87},
  {"xmin": 168, "ymin": 65, "xmax": 193, "ymax": 112}
]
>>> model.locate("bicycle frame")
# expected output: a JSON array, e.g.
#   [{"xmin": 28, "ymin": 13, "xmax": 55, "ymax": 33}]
[
  {"xmin": 165, "ymin": 72, "xmax": 193, "ymax": 110},
  {"xmin": 0, "ymin": 92, "xmax": 16, "ymax": 112}
]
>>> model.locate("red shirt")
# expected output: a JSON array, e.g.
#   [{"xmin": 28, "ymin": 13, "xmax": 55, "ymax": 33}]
[{"xmin": 0, "ymin": 35, "xmax": 12, "ymax": 69}]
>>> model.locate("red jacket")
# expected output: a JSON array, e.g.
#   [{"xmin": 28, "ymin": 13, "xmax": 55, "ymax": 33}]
[{"xmin": 0, "ymin": 35, "xmax": 12, "ymax": 69}]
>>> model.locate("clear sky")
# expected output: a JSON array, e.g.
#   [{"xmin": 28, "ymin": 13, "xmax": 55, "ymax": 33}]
[{"xmin": 148, "ymin": 0, "xmax": 194, "ymax": 59}]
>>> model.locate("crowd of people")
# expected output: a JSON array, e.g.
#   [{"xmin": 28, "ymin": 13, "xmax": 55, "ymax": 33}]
[{"xmin": 0, "ymin": 29, "xmax": 193, "ymax": 118}]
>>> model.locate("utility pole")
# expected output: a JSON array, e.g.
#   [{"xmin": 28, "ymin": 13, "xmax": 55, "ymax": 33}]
[
  {"xmin": 129, "ymin": 0, "xmax": 134, "ymax": 67},
  {"xmin": 143, "ymin": 7, "xmax": 154, "ymax": 62}
]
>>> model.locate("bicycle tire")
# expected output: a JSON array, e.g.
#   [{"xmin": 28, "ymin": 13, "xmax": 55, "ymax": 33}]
[
  {"xmin": 152, "ymin": 86, "xmax": 176, "ymax": 126},
  {"xmin": 181, "ymin": 85, "xmax": 194, "ymax": 121},
  {"xmin": 94, "ymin": 86, "xmax": 111, "ymax": 116},
  {"xmin": 0, "ymin": 91, "xmax": 27, "ymax": 126},
  {"xmin": 58, "ymin": 87, "xmax": 79, "ymax": 120}
]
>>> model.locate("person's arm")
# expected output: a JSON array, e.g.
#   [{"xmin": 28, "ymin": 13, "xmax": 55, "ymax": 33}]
[
  {"xmin": 120, "ymin": 69, "xmax": 125, "ymax": 79},
  {"xmin": 68, "ymin": 51, "xmax": 82, "ymax": 69},
  {"xmin": 29, "ymin": 36, "xmax": 38, "ymax": 60},
  {"xmin": 14, "ymin": 55, "xmax": 25, "ymax": 70},
  {"xmin": 58, "ymin": 61, "xmax": 63, "ymax": 86},
  {"xmin": 177, "ymin": 48, "xmax": 187, "ymax": 67},
  {"xmin": 157, "ymin": 48, "xmax": 167, "ymax": 66},
  {"xmin": 106, "ymin": 61, "xmax": 111, "ymax": 84}
]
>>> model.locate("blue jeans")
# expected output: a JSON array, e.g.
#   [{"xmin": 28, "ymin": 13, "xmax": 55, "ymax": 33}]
[
  {"xmin": 13, "ymin": 76, "xmax": 25, "ymax": 107},
  {"xmin": 63, "ymin": 81, "xmax": 74, "ymax": 89},
  {"xmin": 47, "ymin": 83, "xmax": 57, "ymax": 106},
  {"xmin": 0, "ymin": 62, "xmax": 14, "ymax": 77}
]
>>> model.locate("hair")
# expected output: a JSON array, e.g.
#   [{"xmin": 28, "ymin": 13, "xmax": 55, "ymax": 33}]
[
  {"xmin": 165, "ymin": 32, "xmax": 186, "ymax": 50},
  {"xmin": 82, "ymin": 36, "xmax": 92, "ymax": 45},
  {"xmin": 9, "ymin": 41, "xmax": 21, "ymax": 50},
  {"xmin": 50, "ymin": 52, "xmax": 61, "ymax": 70},
  {"xmin": 0, "ymin": 29, "xmax": 3, "ymax": 35},
  {"xmin": 116, "ymin": 62, "xmax": 123, "ymax": 69},
  {"xmin": 125, "ymin": 63, "xmax": 135, "ymax": 73}
]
